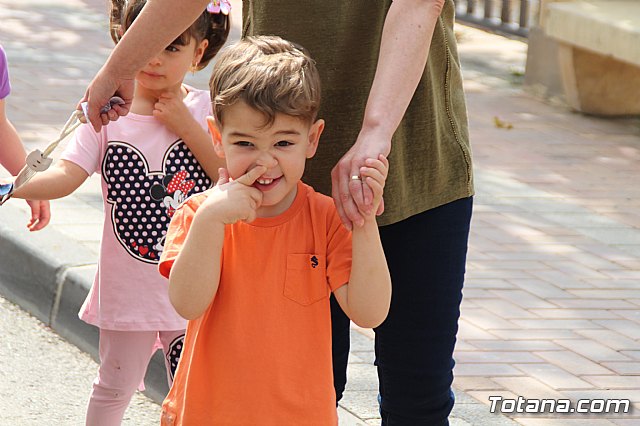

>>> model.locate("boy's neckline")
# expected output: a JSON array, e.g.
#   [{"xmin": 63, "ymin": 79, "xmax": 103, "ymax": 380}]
[{"xmin": 246, "ymin": 181, "xmax": 307, "ymax": 228}]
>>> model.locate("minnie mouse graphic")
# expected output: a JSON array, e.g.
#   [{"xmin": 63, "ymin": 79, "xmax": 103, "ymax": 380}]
[
  {"xmin": 103, "ymin": 140, "xmax": 211, "ymax": 264},
  {"xmin": 150, "ymin": 170, "xmax": 196, "ymax": 218}
]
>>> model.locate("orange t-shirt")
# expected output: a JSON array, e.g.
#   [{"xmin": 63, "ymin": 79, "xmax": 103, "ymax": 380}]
[{"xmin": 159, "ymin": 182, "xmax": 352, "ymax": 425}]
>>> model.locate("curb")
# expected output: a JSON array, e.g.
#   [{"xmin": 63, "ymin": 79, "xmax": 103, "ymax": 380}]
[{"xmin": 0, "ymin": 202, "xmax": 170, "ymax": 403}]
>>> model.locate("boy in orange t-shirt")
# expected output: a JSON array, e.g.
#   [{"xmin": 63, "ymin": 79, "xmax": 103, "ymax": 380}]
[{"xmin": 159, "ymin": 36, "xmax": 392, "ymax": 425}]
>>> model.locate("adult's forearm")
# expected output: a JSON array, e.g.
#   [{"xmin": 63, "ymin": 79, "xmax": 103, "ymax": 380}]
[
  {"xmin": 106, "ymin": 0, "xmax": 211, "ymax": 79},
  {"xmin": 361, "ymin": 0, "xmax": 445, "ymax": 139}
]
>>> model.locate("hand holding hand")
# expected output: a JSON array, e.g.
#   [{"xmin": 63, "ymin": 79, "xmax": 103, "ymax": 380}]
[
  {"xmin": 200, "ymin": 166, "xmax": 266, "ymax": 225},
  {"xmin": 331, "ymin": 130, "xmax": 391, "ymax": 230},
  {"xmin": 153, "ymin": 92, "xmax": 193, "ymax": 137},
  {"xmin": 356, "ymin": 155, "xmax": 389, "ymax": 220}
]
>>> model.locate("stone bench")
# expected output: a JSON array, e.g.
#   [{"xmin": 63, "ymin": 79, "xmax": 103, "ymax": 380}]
[{"xmin": 526, "ymin": 0, "xmax": 640, "ymax": 116}]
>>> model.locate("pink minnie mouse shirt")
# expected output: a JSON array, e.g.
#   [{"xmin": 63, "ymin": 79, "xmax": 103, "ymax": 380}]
[{"xmin": 62, "ymin": 87, "xmax": 212, "ymax": 331}]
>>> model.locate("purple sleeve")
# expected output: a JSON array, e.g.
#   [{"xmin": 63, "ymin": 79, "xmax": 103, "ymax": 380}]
[{"xmin": 0, "ymin": 45, "xmax": 11, "ymax": 99}]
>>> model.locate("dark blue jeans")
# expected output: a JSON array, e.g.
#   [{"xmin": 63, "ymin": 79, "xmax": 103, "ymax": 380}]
[{"xmin": 331, "ymin": 197, "xmax": 473, "ymax": 425}]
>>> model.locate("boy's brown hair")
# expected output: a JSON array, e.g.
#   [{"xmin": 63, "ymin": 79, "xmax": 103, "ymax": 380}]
[{"xmin": 209, "ymin": 36, "xmax": 321, "ymax": 126}]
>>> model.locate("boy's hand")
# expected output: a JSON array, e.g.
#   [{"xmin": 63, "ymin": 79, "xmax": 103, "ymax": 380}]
[
  {"xmin": 356, "ymin": 154, "xmax": 388, "ymax": 221},
  {"xmin": 26, "ymin": 199, "xmax": 51, "ymax": 231},
  {"xmin": 153, "ymin": 92, "xmax": 193, "ymax": 137},
  {"xmin": 200, "ymin": 166, "xmax": 266, "ymax": 224}
]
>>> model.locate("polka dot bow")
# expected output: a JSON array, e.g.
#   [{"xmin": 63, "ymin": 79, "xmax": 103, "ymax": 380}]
[{"xmin": 167, "ymin": 170, "xmax": 195, "ymax": 195}]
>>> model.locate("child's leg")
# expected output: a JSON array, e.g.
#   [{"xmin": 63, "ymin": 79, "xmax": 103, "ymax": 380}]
[
  {"xmin": 159, "ymin": 330, "xmax": 186, "ymax": 386},
  {"xmin": 86, "ymin": 329, "xmax": 158, "ymax": 426}
]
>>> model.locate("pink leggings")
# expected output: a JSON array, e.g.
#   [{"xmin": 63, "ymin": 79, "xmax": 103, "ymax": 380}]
[{"xmin": 85, "ymin": 329, "xmax": 185, "ymax": 426}]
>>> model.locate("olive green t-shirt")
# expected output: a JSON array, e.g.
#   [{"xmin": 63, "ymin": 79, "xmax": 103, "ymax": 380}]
[{"xmin": 243, "ymin": 0, "xmax": 473, "ymax": 226}]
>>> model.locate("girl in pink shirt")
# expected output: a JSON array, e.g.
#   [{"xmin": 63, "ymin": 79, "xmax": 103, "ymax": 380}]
[{"xmin": 9, "ymin": 1, "xmax": 229, "ymax": 424}]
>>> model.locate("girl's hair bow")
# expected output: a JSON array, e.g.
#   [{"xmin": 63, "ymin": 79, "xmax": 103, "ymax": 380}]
[{"xmin": 207, "ymin": 0, "xmax": 231, "ymax": 15}]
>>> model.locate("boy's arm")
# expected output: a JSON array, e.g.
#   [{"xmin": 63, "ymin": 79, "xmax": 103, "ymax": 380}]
[
  {"xmin": 333, "ymin": 156, "xmax": 392, "ymax": 328},
  {"xmin": 12, "ymin": 160, "xmax": 89, "ymax": 201},
  {"xmin": 168, "ymin": 166, "xmax": 265, "ymax": 320},
  {"xmin": 168, "ymin": 205, "xmax": 225, "ymax": 320}
]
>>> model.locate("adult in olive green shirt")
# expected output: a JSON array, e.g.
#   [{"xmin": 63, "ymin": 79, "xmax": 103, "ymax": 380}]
[{"xmin": 83, "ymin": 0, "xmax": 473, "ymax": 424}]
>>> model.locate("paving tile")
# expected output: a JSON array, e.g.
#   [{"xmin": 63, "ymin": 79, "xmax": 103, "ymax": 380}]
[
  {"xmin": 454, "ymin": 364, "xmax": 525, "ymax": 377},
  {"xmin": 569, "ymin": 290, "xmax": 640, "ymax": 300},
  {"xmin": 575, "ymin": 330, "xmax": 640, "ymax": 351},
  {"xmin": 456, "ymin": 351, "xmax": 544, "ymax": 364},
  {"xmin": 535, "ymin": 351, "xmax": 614, "ymax": 376},
  {"xmin": 492, "ymin": 329, "xmax": 583, "ymax": 340},
  {"xmin": 459, "ymin": 308, "xmax": 521, "ymax": 330},
  {"xmin": 467, "ymin": 340, "xmax": 561, "ymax": 352},
  {"xmin": 513, "ymin": 363, "xmax": 594, "ymax": 390},
  {"xmin": 527, "ymin": 271, "xmax": 595, "ymax": 289},
  {"xmin": 549, "ymin": 299, "xmax": 637, "ymax": 309},
  {"xmin": 554, "ymin": 340, "xmax": 631, "ymax": 363},
  {"xmin": 594, "ymin": 320, "xmax": 640, "ymax": 340},
  {"xmin": 582, "ymin": 376, "xmax": 640, "ymax": 390},
  {"xmin": 509, "ymin": 279, "xmax": 574, "ymax": 299},
  {"xmin": 512, "ymin": 319, "xmax": 600, "ymax": 330},
  {"xmin": 600, "ymin": 363, "xmax": 640, "ymax": 375},
  {"xmin": 453, "ymin": 377, "xmax": 503, "ymax": 392},
  {"xmin": 529, "ymin": 309, "xmax": 620, "ymax": 320},
  {"xmin": 464, "ymin": 279, "xmax": 516, "ymax": 289},
  {"xmin": 619, "ymin": 352, "xmax": 640, "ymax": 361},
  {"xmin": 458, "ymin": 320, "xmax": 500, "ymax": 340},
  {"xmin": 475, "ymin": 298, "xmax": 540, "ymax": 319},
  {"xmin": 491, "ymin": 377, "xmax": 567, "ymax": 400},
  {"xmin": 610, "ymin": 310, "xmax": 640, "ymax": 323},
  {"xmin": 489, "ymin": 290, "xmax": 558, "ymax": 309}
]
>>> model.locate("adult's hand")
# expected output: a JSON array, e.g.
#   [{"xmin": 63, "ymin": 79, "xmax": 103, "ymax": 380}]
[
  {"xmin": 331, "ymin": 129, "xmax": 390, "ymax": 230},
  {"xmin": 78, "ymin": 64, "xmax": 134, "ymax": 132}
]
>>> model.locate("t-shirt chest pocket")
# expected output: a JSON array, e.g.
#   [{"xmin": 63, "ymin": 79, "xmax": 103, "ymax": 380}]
[{"xmin": 283, "ymin": 253, "xmax": 329, "ymax": 306}]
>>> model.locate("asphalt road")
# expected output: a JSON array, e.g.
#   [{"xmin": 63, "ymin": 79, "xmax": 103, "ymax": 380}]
[{"xmin": 0, "ymin": 292, "xmax": 161, "ymax": 425}]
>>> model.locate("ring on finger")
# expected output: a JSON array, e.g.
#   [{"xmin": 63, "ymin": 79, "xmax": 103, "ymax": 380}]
[{"xmin": 350, "ymin": 175, "xmax": 361, "ymax": 181}]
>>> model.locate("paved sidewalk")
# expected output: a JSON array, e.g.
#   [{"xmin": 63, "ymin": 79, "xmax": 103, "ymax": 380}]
[{"xmin": 0, "ymin": 1, "xmax": 639, "ymax": 425}]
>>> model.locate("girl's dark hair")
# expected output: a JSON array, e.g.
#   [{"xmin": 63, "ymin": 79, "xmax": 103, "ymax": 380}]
[{"xmin": 109, "ymin": 0, "xmax": 230, "ymax": 70}]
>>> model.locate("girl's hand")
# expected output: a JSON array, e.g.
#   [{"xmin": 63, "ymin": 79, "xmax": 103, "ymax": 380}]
[
  {"xmin": 199, "ymin": 166, "xmax": 266, "ymax": 225},
  {"xmin": 153, "ymin": 92, "xmax": 193, "ymax": 137},
  {"xmin": 357, "ymin": 155, "xmax": 388, "ymax": 221}
]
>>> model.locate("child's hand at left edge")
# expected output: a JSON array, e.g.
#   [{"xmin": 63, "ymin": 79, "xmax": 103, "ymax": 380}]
[
  {"xmin": 26, "ymin": 199, "xmax": 51, "ymax": 231},
  {"xmin": 153, "ymin": 92, "xmax": 194, "ymax": 137},
  {"xmin": 357, "ymin": 154, "xmax": 388, "ymax": 221},
  {"xmin": 1, "ymin": 176, "xmax": 51, "ymax": 231}
]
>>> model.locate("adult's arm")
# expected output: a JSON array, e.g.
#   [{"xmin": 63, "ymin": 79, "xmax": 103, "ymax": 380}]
[
  {"xmin": 331, "ymin": 0, "xmax": 446, "ymax": 229},
  {"xmin": 82, "ymin": 0, "xmax": 211, "ymax": 132}
]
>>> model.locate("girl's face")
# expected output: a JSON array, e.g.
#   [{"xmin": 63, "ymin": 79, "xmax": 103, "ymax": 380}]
[{"xmin": 136, "ymin": 37, "xmax": 208, "ymax": 94}]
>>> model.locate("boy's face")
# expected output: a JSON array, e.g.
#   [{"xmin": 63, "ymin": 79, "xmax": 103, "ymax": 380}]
[{"xmin": 208, "ymin": 101, "xmax": 324, "ymax": 218}]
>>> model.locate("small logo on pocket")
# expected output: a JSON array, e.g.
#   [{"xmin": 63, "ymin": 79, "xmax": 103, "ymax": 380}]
[{"xmin": 310, "ymin": 255, "xmax": 319, "ymax": 269}]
